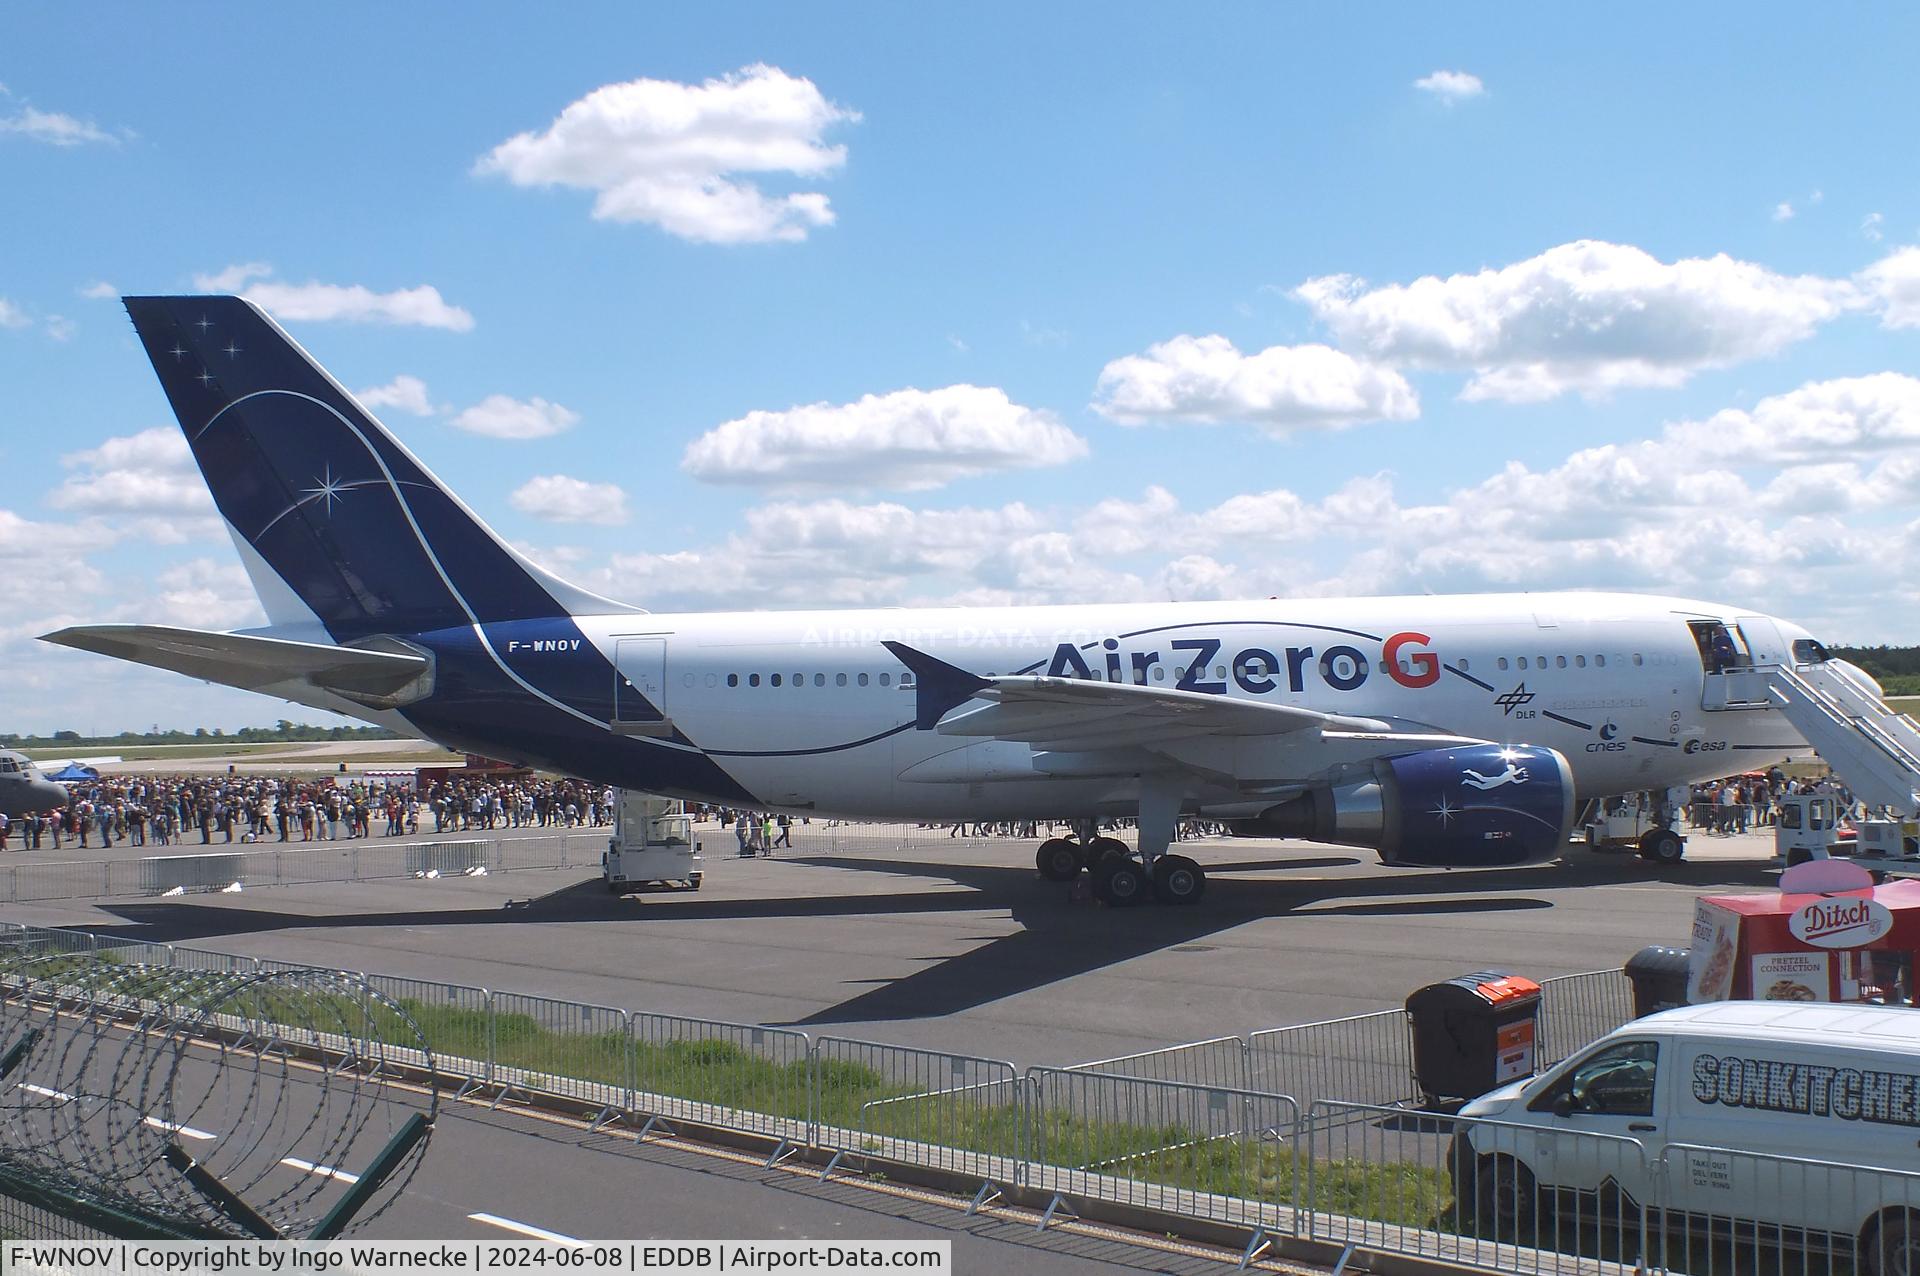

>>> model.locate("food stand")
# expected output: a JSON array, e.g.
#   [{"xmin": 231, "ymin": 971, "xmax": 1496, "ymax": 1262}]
[{"xmin": 1687, "ymin": 860, "xmax": 1920, "ymax": 1005}]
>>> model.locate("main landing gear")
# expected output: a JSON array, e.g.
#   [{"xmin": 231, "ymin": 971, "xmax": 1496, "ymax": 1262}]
[{"xmin": 1034, "ymin": 781, "xmax": 1208, "ymax": 906}]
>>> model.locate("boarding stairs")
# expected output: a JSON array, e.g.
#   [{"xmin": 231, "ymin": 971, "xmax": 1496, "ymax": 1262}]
[{"xmin": 1767, "ymin": 662, "xmax": 1920, "ymax": 817}]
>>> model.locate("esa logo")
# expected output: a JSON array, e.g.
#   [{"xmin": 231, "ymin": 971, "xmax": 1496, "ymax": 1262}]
[
  {"xmin": 1684, "ymin": 739, "xmax": 1728, "ymax": 755},
  {"xmin": 1586, "ymin": 720, "xmax": 1626, "ymax": 753}
]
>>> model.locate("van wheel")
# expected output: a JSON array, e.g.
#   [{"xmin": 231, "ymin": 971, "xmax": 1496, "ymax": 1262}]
[
  {"xmin": 1473, "ymin": 1156, "xmax": 1538, "ymax": 1242},
  {"xmin": 1868, "ymin": 1210, "xmax": 1920, "ymax": 1276}
]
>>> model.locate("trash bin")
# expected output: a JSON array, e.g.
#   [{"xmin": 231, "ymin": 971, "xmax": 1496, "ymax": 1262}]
[
  {"xmin": 1624, "ymin": 944, "xmax": 1692, "ymax": 1017},
  {"xmin": 1406, "ymin": 970, "xmax": 1542, "ymax": 1109}
]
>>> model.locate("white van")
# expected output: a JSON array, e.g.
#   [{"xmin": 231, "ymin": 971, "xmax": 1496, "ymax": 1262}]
[{"xmin": 1454, "ymin": 1001, "xmax": 1920, "ymax": 1274}]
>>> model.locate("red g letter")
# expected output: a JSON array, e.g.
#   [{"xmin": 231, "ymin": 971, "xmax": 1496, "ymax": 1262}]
[{"xmin": 1384, "ymin": 631, "xmax": 1440, "ymax": 688}]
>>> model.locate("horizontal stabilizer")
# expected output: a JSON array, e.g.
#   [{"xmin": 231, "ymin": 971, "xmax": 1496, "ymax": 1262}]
[{"xmin": 40, "ymin": 625, "xmax": 431, "ymax": 708}]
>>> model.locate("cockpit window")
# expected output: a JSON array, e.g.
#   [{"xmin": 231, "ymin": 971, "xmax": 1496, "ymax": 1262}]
[
  {"xmin": 1792, "ymin": 638, "xmax": 1830, "ymax": 664},
  {"xmin": 0, "ymin": 758, "xmax": 18, "ymax": 774}
]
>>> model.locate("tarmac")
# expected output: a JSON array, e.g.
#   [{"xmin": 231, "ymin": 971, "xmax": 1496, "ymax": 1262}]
[{"xmin": 2, "ymin": 819, "xmax": 1787, "ymax": 1067}]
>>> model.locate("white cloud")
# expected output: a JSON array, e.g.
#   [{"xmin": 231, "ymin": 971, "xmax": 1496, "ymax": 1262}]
[
  {"xmin": 355, "ymin": 374, "xmax": 434, "ymax": 416},
  {"xmin": 450, "ymin": 394, "xmax": 580, "ymax": 439},
  {"xmin": 1854, "ymin": 247, "xmax": 1920, "ymax": 329},
  {"xmin": 1666, "ymin": 372, "xmax": 1920, "ymax": 459},
  {"xmin": 682, "ymin": 384, "xmax": 1086, "ymax": 490},
  {"xmin": 476, "ymin": 63, "xmax": 859, "ymax": 245},
  {"xmin": 0, "ymin": 298, "xmax": 29, "ymax": 329},
  {"xmin": 1093, "ymin": 334, "xmax": 1418, "ymax": 431},
  {"xmin": 193, "ymin": 264, "xmax": 474, "ymax": 331},
  {"xmin": 1294, "ymin": 239, "xmax": 1852, "ymax": 402},
  {"xmin": 50, "ymin": 426, "xmax": 217, "ymax": 522},
  {"xmin": 0, "ymin": 105, "xmax": 114, "ymax": 146},
  {"xmin": 1772, "ymin": 202, "xmax": 1795, "ymax": 222},
  {"xmin": 509, "ymin": 475, "xmax": 630, "ymax": 526},
  {"xmin": 79, "ymin": 281, "xmax": 116, "ymax": 299},
  {"xmin": 1412, "ymin": 70, "xmax": 1485, "ymax": 102},
  {"xmin": 1863, "ymin": 212, "xmax": 1885, "ymax": 242},
  {"xmin": 151, "ymin": 558, "xmax": 264, "ymax": 630},
  {"xmin": 44, "ymin": 315, "xmax": 74, "ymax": 341}
]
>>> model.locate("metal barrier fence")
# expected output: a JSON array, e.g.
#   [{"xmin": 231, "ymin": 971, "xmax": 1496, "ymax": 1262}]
[
  {"xmin": 1537, "ymin": 969, "xmax": 1637, "ymax": 1071},
  {"xmin": 1066, "ymin": 1034, "xmax": 1248, "ymax": 1091},
  {"xmin": 1026, "ymin": 1068, "xmax": 1299, "ymax": 1229},
  {"xmin": 815, "ymin": 1038, "xmax": 1022, "ymax": 1178},
  {"xmin": 0, "ymin": 833, "xmax": 603, "ymax": 903},
  {"xmin": 1248, "ymin": 1009, "xmax": 1417, "ymax": 1112},
  {"xmin": 5, "ymin": 921, "xmax": 1917, "ymax": 1276}
]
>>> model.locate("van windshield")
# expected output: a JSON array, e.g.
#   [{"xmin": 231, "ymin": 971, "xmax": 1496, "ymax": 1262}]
[{"xmin": 1531, "ymin": 1040, "xmax": 1658, "ymax": 1117}]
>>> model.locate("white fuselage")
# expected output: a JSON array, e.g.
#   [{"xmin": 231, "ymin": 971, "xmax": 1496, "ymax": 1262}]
[{"xmin": 550, "ymin": 591, "xmax": 1812, "ymax": 819}]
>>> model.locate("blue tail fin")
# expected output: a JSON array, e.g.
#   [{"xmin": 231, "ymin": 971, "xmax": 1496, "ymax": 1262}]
[{"xmin": 123, "ymin": 296, "xmax": 635, "ymax": 641}]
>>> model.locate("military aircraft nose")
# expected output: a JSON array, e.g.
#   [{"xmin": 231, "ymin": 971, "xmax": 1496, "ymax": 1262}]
[{"xmin": 32, "ymin": 779, "xmax": 68, "ymax": 810}]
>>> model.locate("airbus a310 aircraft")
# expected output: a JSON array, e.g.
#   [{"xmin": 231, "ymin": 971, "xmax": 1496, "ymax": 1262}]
[{"xmin": 43, "ymin": 297, "xmax": 1851, "ymax": 908}]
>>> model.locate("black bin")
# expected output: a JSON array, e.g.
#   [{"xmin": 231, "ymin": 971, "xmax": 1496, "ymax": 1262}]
[
  {"xmin": 1624, "ymin": 945, "xmax": 1691, "ymax": 1018},
  {"xmin": 1405, "ymin": 969, "xmax": 1542, "ymax": 1108}
]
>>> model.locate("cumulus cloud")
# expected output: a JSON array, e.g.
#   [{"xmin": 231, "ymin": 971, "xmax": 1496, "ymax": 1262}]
[
  {"xmin": 0, "ymin": 298, "xmax": 30, "ymax": 329},
  {"xmin": 476, "ymin": 63, "xmax": 859, "ymax": 244},
  {"xmin": 193, "ymin": 264, "xmax": 474, "ymax": 331},
  {"xmin": 1772, "ymin": 202, "xmax": 1795, "ymax": 222},
  {"xmin": 355, "ymin": 374, "xmax": 434, "ymax": 416},
  {"xmin": 509, "ymin": 475, "xmax": 630, "ymax": 526},
  {"xmin": 1293, "ymin": 239, "xmax": 1852, "ymax": 401},
  {"xmin": 682, "ymin": 384, "xmax": 1086, "ymax": 490},
  {"xmin": 1855, "ymin": 247, "xmax": 1920, "ymax": 329},
  {"xmin": 1863, "ymin": 212, "xmax": 1885, "ymax": 242},
  {"xmin": 50, "ymin": 426, "xmax": 215, "ymax": 521},
  {"xmin": 1412, "ymin": 70, "xmax": 1485, "ymax": 102},
  {"xmin": 0, "ymin": 105, "xmax": 115, "ymax": 146},
  {"xmin": 1093, "ymin": 335, "xmax": 1418, "ymax": 432},
  {"xmin": 79, "ymin": 281, "xmax": 117, "ymax": 299},
  {"xmin": 450, "ymin": 394, "xmax": 580, "ymax": 439},
  {"xmin": 151, "ymin": 558, "xmax": 264, "ymax": 630}
]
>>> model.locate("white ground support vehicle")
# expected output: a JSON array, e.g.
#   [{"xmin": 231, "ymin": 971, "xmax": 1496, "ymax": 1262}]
[
  {"xmin": 603, "ymin": 791, "xmax": 703, "ymax": 895},
  {"xmin": 1453, "ymin": 1002, "xmax": 1920, "ymax": 1274}
]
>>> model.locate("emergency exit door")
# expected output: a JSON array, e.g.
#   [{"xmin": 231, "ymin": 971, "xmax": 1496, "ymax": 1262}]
[{"xmin": 614, "ymin": 637, "xmax": 668, "ymax": 731}]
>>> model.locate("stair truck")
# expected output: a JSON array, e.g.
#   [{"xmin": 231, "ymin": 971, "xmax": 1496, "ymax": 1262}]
[{"xmin": 603, "ymin": 791, "xmax": 703, "ymax": 895}]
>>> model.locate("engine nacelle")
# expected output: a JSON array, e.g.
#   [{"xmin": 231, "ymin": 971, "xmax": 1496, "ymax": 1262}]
[{"xmin": 1232, "ymin": 743, "xmax": 1575, "ymax": 867}]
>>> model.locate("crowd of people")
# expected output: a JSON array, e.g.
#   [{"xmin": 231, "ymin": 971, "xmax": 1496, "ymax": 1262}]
[
  {"xmin": 0, "ymin": 772, "xmax": 627, "ymax": 852},
  {"xmin": 1685, "ymin": 769, "xmax": 1860, "ymax": 836}
]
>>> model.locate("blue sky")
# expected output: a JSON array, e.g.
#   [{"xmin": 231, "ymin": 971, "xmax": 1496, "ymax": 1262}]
[{"xmin": 3, "ymin": 5, "xmax": 1917, "ymax": 733}]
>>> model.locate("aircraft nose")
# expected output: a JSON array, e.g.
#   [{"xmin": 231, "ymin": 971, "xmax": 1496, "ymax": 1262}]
[{"xmin": 33, "ymin": 780, "xmax": 68, "ymax": 809}]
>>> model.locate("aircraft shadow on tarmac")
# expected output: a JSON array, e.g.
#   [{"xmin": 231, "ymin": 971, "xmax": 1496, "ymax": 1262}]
[{"xmin": 94, "ymin": 850, "xmax": 1779, "ymax": 1026}]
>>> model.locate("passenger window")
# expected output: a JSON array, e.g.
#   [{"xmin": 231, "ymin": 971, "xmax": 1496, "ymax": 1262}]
[
  {"xmin": 1574, "ymin": 655, "xmax": 1586, "ymax": 668},
  {"xmin": 1497, "ymin": 657, "xmax": 1508, "ymax": 671},
  {"xmin": 1533, "ymin": 1041, "xmax": 1658, "ymax": 1118},
  {"xmin": 858, "ymin": 673, "xmax": 869, "ymax": 687},
  {"xmin": 1596, "ymin": 654, "xmax": 1607, "ymax": 668},
  {"xmin": 1459, "ymin": 658, "xmax": 1470, "ymax": 672},
  {"xmin": 771, "ymin": 674, "xmax": 782, "ymax": 687},
  {"xmin": 879, "ymin": 672, "xmax": 891, "ymax": 686},
  {"xmin": 1556, "ymin": 655, "xmax": 1567, "ymax": 668},
  {"xmin": 749, "ymin": 674, "xmax": 760, "ymax": 687},
  {"xmin": 1518, "ymin": 657, "xmax": 1529, "ymax": 670},
  {"xmin": 814, "ymin": 673, "xmax": 825, "ymax": 687},
  {"xmin": 1175, "ymin": 667, "xmax": 1187, "ymax": 680},
  {"xmin": 1214, "ymin": 665, "xmax": 1226, "ymax": 680},
  {"xmin": 727, "ymin": 674, "xmax": 738, "ymax": 687},
  {"xmin": 1152, "ymin": 666, "xmax": 1165, "ymax": 682},
  {"xmin": 836, "ymin": 673, "xmax": 847, "ymax": 687},
  {"xmin": 1632, "ymin": 654, "xmax": 1644, "ymax": 666}
]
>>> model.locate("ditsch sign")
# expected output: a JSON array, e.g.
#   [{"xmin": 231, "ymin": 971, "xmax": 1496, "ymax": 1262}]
[{"xmin": 1789, "ymin": 897, "xmax": 1895, "ymax": 948}]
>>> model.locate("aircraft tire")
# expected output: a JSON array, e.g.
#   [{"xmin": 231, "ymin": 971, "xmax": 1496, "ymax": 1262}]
[
  {"xmin": 1150, "ymin": 855, "xmax": 1206, "ymax": 905},
  {"xmin": 1639, "ymin": 829, "xmax": 1685, "ymax": 865},
  {"xmin": 1037, "ymin": 838, "xmax": 1082, "ymax": 882},
  {"xmin": 1087, "ymin": 835, "xmax": 1130, "ymax": 862},
  {"xmin": 1093, "ymin": 856, "xmax": 1147, "ymax": 907}
]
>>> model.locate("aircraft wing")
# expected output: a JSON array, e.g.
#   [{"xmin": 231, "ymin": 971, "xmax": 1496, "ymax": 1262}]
[
  {"xmin": 884, "ymin": 640, "xmax": 1388, "ymax": 749},
  {"xmin": 40, "ymin": 625, "xmax": 431, "ymax": 708}
]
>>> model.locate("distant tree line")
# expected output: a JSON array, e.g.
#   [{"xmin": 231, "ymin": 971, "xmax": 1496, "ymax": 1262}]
[
  {"xmin": 1829, "ymin": 646, "xmax": 1920, "ymax": 697},
  {"xmin": 0, "ymin": 720, "xmax": 406, "ymax": 749}
]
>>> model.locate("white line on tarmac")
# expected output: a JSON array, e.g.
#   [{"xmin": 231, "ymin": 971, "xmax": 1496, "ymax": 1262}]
[
  {"xmin": 142, "ymin": 1115, "xmax": 217, "ymax": 1141},
  {"xmin": 467, "ymin": 1213, "xmax": 584, "ymax": 1246},
  {"xmin": 281, "ymin": 1157, "xmax": 359, "ymax": 1184},
  {"xmin": 18, "ymin": 1083, "xmax": 75, "ymax": 1102}
]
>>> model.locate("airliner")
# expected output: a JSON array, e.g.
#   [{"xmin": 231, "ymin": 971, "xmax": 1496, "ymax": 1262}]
[{"xmin": 41, "ymin": 296, "xmax": 1843, "ymax": 906}]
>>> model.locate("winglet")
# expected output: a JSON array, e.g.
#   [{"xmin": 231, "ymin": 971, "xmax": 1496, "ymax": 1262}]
[{"xmin": 882, "ymin": 641, "xmax": 991, "ymax": 730}]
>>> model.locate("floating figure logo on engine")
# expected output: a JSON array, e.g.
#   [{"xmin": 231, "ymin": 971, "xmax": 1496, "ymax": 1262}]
[{"xmin": 1461, "ymin": 763, "xmax": 1530, "ymax": 791}]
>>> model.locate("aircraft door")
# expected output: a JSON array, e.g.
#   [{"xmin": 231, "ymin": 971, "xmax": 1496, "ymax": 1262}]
[
  {"xmin": 1735, "ymin": 616, "xmax": 1787, "ymax": 667},
  {"xmin": 613, "ymin": 637, "xmax": 668, "ymax": 731}
]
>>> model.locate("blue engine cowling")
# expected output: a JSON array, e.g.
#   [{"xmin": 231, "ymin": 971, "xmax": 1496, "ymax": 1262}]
[{"xmin": 1235, "ymin": 742, "xmax": 1575, "ymax": 867}]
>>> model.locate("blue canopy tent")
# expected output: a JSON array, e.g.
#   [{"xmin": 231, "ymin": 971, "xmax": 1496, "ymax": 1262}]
[{"xmin": 43, "ymin": 764, "xmax": 97, "ymax": 782}]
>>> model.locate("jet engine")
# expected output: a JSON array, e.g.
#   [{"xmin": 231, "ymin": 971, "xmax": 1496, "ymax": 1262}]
[{"xmin": 1231, "ymin": 742, "xmax": 1575, "ymax": 867}]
